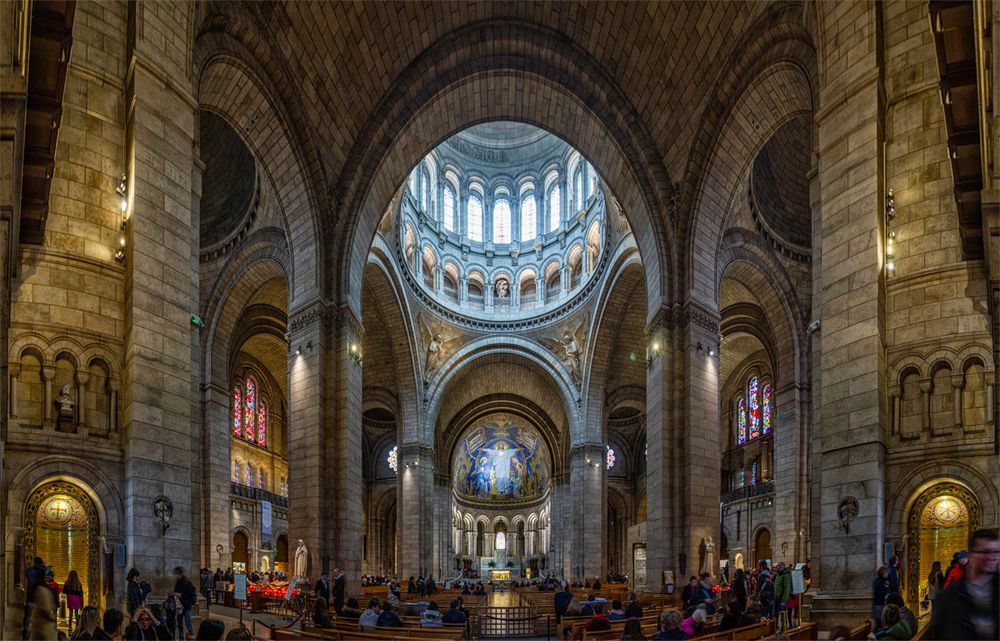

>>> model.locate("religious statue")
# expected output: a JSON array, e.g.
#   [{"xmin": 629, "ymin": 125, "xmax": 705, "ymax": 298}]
[
  {"xmin": 699, "ymin": 537, "xmax": 716, "ymax": 578},
  {"xmin": 294, "ymin": 539, "xmax": 308, "ymax": 580},
  {"xmin": 420, "ymin": 316, "xmax": 460, "ymax": 383},
  {"xmin": 495, "ymin": 278, "xmax": 509, "ymax": 299},
  {"xmin": 539, "ymin": 322, "xmax": 586, "ymax": 384},
  {"xmin": 56, "ymin": 384, "xmax": 74, "ymax": 414}
]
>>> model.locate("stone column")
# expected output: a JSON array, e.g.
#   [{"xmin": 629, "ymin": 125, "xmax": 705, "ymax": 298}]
[
  {"xmin": 41, "ymin": 365, "xmax": 54, "ymax": 424},
  {"xmin": 809, "ymin": 1, "xmax": 887, "ymax": 625},
  {"xmin": 121, "ymin": 2, "xmax": 197, "ymax": 591},
  {"xmin": 202, "ymin": 383, "xmax": 233, "ymax": 569},
  {"xmin": 333, "ymin": 308, "xmax": 364, "ymax": 588},
  {"xmin": 569, "ymin": 444, "xmax": 605, "ymax": 581},
  {"xmin": 287, "ymin": 303, "xmax": 328, "ymax": 582},
  {"xmin": 644, "ymin": 313, "xmax": 675, "ymax": 593},
  {"xmin": 8, "ymin": 364, "xmax": 20, "ymax": 418},
  {"xmin": 773, "ymin": 381, "xmax": 808, "ymax": 564},
  {"xmin": 396, "ymin": 443, "xmax": 434, "ymax": 578},
  {"xmin": 75, "ymin": 370, "xmax": 89, "ymax": 429},
  {"xmin": 109, "ymin": 380, "xmax": 119, "ymax": 433}
]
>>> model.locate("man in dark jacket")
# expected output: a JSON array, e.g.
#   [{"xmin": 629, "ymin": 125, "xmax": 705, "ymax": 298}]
[
  {"xmin": 172, "ymin": 567, "xmax": 197, "ymax": 640},
  {"xmin": 315, "ymin": 571, "xmax": 331, "ymax": 603},
  {"xmin": 624, "ymin": 592, "xmax": 643, "ymax": 618},
  {"xmin": 332, "ymin": 567, "xmax": 346, "ymax": 615},
  {"xmin": 929, "ymin": 528, "xmax": 999, "ymax": 640},
  {"xmin": 93, "ymin": 608, "xmax": 125, "ymax": 640},
  {"xmin": 554, "ymin": 583, "xmax": 573, "ymax": 619}
]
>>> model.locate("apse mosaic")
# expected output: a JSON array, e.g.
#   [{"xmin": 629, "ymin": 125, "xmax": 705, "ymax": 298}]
[{"xmin": 453, "ymin": 417, "xmax": 548, "ymax": 503}]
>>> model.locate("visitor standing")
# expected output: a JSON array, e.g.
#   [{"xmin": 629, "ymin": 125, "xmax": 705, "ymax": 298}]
[
  {"xmin": 199, "ymin": 568, "xmax": 212, "ymax": 611},
  {"xmin": 929, "ymin": 528, "xmax": 999, "ymax": 640},
  {"xmin": 171, "ymin": 567, "xmax": 196, "ymax": 641},
  {"xmin": 926, "ymin": 561, "xmax": 945, "ymax": 608},
  {"xmin": 625, "ymin": 592, "xmax": 643, "ymax": 618},
  {"xmin": 126, "ymin": 569, "xmax": 144, "ymax": 615},
  {"xmin": 63, "ymin": 570, "xmax": 84, "ymax": 633},
  {"xmin": 22, "ymin": 556, "xmax": 47, "ymax": 639},
  {"xmin": 773, "ymin": 562, "xmax": 792, "ymax": 619},
  {"xmin": 315, "ymin": 571, "xmax": 330, "ymax": 603},
  {"xmin": 888, "ymin": 555, "xmax": 901, "ymax": 594},
  {"xmin": 871, "ymin": 566, "xmax": 891, "ymax": 621},
  {"xmin": 554, "ymin": 583, "xmax": 572, "ymax": 619},
  {"xmin": 944, "ymin": 551, "xmax": 967, "ymax": 588},
  {"xmin": 332, "ymin": 567, "xmax": 346, "ymax": 615}
]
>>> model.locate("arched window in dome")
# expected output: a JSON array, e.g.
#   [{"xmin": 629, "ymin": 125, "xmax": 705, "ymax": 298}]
[
  {"xmin": 421, "ymin": 245, "xmax": 438, "ymax": 290},
  {"xmin": 468, "ymin": 195, "xmax": 483, "ymax": 242},
  {"xmin": 467, "ymin": 271, "xmax": 485, "ymax": 310},
  {"xmin": 547, "ymin": 185, "xmax": 561, "ymax": 232},
  {"xmin": 574, "ymin": 165, "xmax": 584, "ymax": 212},
  {"xmin": 520, "ymin": 195, "xmax": 537, "ymax": 242},
  {"xmin": 567, "ymin": 244, "xmax": 583, "ymax": 288},
  {"xmin": 421, "ymin": 167, "xmax": 431, "ymax": 212},
  {"xmin": 443, "ymin": 262, "xmax": 460, "ymax": 303},
  {"xmin": 408, "ymin": 170, "xmax": 417, "ymax": 198},
  {"xmin": 442, "ymin": 184, "xmax": 456, "ymax": 232},
  {"xmin": 544, "ymin": 261, "xmax": 561, "ymax": 300},
  {"xmin": 519, "ymin": 269, "xmax": 537, "ymax": 309},
  {"xmin": 493, "ymin": 199, "xmax": 512, "ymax": 243}
]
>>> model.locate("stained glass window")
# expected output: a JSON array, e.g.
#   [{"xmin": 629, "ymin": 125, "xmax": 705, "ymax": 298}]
[
  {"xmin": 246, "ymin": 464, "xmax": 254, "ymax": 488},
  {"xmin": 468, "ymin": 195, "xmax": 483, "ymax": 242},
  {"xmin": 258, "ymin": 400, "xmax": 267, "ymax": 446},
  {"xmin": 762, "ymin": 383, "xmax": 772, "ymax": 435},
  {"xmin": 751, "ymin": 461, "xmax": 758, "ymax": 486},
  {"xmin": 493, "ymin": 199, "xmax": 512, "ymax": 243},
  {"xmin": 547, "ymin": 185, "xmax": 561, "ymax": 232},
  {"xmin": 520, "ymin": 195, "xmax": 537, "ymax": 242},
  {"xmin": 748, "ymin": 377, "xmax": 760, "ymax": 440},
  {"xmin": 245, "ymin": 378, "xmax": 257, "ymax": 444},
  {"xmin": 443, "ymin": 185, "xmax": 456, "ymax": 232},
  {"xmin": 606, "ymin": 446, "xmax": 616, "ymax": 470},
  {"xmin": 737, "ymin": 398, "xmax": 747, "ymax": 445},
  {"xmin": 233, "ymin": 461, "xmax": 240, "ymax": 483},
  {"xmin": 233, "ymin": 385, "xmax": 242, "ymax": 437},
  {"xmin": 387, "ymin": 446, "xmax": 398, "ymax": 474}
]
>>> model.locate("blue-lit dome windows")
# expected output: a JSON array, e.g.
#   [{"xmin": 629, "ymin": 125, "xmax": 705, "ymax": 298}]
[{"xmin": 396, "ymin": 122, "xmax": 612, "ymax": 319}]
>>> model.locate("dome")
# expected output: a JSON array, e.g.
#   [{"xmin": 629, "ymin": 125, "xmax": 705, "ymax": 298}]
[
  {"xmin": 750, "ymin": 116, "xmax": 812, "ymax": 250},
  {"xmin": 397, "ymin": 122, "xmax": 610, "ymax": 323},
  {"xmin": 199, "ymin": 110, "xmax": 257, "ymax": 250},
  {"xmin": 453, "ymin": 416, "xmax": 549, "ymax": 505}
]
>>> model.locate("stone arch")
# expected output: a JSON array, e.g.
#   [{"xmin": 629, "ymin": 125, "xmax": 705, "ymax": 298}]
[
  {"xmin": 193, "ymin": 19, "xmax": 326, "ymax": 307},
  {"xmin": 682, "ymin": 4, "xmax": 817, "ymax": 303},
  {"xmin": 886, "ymin": 462, "xmax": 998, "ymax": 540},
  {"xmin": 337, "ymin": 19, "xmax": 675, "ymax": 324},
  {"xmin": 425, "ymin": 337, "xmax": 578, "ymax": 445}
]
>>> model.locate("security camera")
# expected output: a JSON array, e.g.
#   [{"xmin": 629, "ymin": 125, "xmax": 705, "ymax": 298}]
[{"xmin": 806, "ymin": 319, "xmax": 821, "ymax": 334}]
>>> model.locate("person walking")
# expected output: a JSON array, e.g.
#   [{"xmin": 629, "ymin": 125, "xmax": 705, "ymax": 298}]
[
  {"xmin": 171, "ymin": 567, "xmax": 196, "ymax": 641},
  {"xmin": 64, "ymin": 570, "xmax": 85, "ymax": 633},
  {"xmin": 23, "ymin": 556, "xmax": 48, "ymax": 639},
  {"xmin": 773, "ymin": 562, "xmax": 792, "ymax": 622},
  {"xmin": 199, "ymin": 568, "xmax": 212, "ymax": 612},
  {"xmin": 126, "ymin": 569, "xmax": 144, "ymax": 615},
  {"xmin": 929, "ymin": 528, "xmax": 999, "ymax": 640}
]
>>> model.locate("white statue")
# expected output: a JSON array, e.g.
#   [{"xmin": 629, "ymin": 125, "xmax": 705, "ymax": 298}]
[
  {"xmin": 294, "ymin": 539, "xmax": 308, "ymax": 580},
  {"xmin": 56, "ymin": 384, "xmax": 74, "ymax": 414},
  {"xmin": 700, "ymin": 537, "xmax": 716, "ymax": 578},
  {"xmin": 495, "ymin": 279, "xmax": 509, "ymax": 299},
  {"xmin": 539, "ymin": 322, "xmax": 586, "ymax": 384}
]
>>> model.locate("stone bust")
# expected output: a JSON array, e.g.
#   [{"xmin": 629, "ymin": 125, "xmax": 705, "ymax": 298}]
[{"xmin": 56, "ymin": 384, "xmax": 74, "ymax": 414}]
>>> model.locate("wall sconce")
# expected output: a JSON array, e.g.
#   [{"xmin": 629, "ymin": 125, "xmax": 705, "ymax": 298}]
[
  {"xmin": 695, "ymin": 342, "xmax": 717, "ymax": 357},
  {"xmin": 349, "ymin": 342, "xmax": 363, "ymax": 366},
  {"xmin": 296, "ymin": 340, "xmax": 314, "ymax": 356},
  {"xmin": 113, "ymin": 173, "xmax": 128, "ymax": 263},
  {"xmin": 645, "ymin": 340, "xmax": 661, "ymax": 369},
  {"xmin": 190, "ymin": 315, "xmax": 204, "ymax": 329},
  {"xmin": 885, "ymin": 188, "xmax": 896, "ymax": 274}
]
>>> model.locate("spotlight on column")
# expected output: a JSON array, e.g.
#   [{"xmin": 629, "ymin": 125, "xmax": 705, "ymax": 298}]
[
  {"xmin": 296, "ymin": 345, "xmax": 302, "ymax": 356},
  {"xmin": 349, "ymin": 342, "xmax": 363, "ymax": 366}
]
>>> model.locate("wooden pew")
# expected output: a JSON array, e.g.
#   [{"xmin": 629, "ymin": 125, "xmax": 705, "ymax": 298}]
[{"xmin": 849, "ymin": 619, "xmax": 872, "ymax": 640}]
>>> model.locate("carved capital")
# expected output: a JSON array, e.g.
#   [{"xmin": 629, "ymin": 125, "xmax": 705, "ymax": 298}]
[
  {"xmin": 337, "ymin": 305, "xmax": 364, "ymax": 343},
  {"xmin": 288, "ymin": 302, "xmax": 329, "ymax": 335},
  {"xmin": 40, "ymin": 365, "xmax": 55, "ymax": 382}
]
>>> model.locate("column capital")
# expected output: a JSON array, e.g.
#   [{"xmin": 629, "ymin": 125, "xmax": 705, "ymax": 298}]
[{"xmin": 288, "ymin": 300, "xmax": 331, "ymax": 335}]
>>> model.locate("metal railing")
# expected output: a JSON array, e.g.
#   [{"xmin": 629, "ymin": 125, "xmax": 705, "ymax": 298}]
[
  {"xmin": 721, "ymin": 481, "xmax": 775, "ymax": 505},
  {"xmin": 231, "ymin": 482, "xmax": 289, "ymax": 507}
]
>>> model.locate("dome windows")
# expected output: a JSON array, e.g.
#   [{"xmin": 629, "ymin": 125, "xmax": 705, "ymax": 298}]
[
  {"xmin": 520, "ymin": 194, "xmax": 537, "ymax": 243},
  {"xmin": 467, "ymin": 194, "xmax": 484, "ymax": 242},
  {"xmin": 493, "ymin": 199, "xmax": 512, "ymax": 244}
]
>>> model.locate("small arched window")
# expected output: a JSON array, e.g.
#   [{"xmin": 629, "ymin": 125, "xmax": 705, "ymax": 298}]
[
  {"xmin": 520, "ymin": 195, "xmax": 537, "ymax": 242},
  {"xmin": 443, "ymin": 184, "xmax": 456, "ymax": 232},
  {"xmin": 574, "ymin": 166, "xmax": 584, "ymax": 211},
  {"xmin": 735, "ymin": 375, "xmax": 771, "ymax": 447},
  {"xmin": 493, "ymin": 199, "xmax": 512, "ymax": 243},
  {"xmin": 547, "ymin": 185, "xmax": 561, "ymax": 232},
  {"xmin": 468, "ymin": 195, "xmax": 484, "ymax": 242},
  {"xmin": 421, "ymin": 167, "xmax": 431, "ymax": 212}
]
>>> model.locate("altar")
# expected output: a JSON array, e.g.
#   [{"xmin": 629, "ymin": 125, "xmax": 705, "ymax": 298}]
[{"xmin": 490, "ymin": 569, "xmax": 511, "ymax": 581}]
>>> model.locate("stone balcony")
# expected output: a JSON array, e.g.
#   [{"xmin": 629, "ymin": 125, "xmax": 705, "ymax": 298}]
[
  {"xmin": 231, "ymin": 481, "xmax": 289, "ymax": 508},
  {"xmin": 721, "ymin": 481, "xmax": 775, "ymax": 505}
]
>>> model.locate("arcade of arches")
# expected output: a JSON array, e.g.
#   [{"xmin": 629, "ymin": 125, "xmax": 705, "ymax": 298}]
[{"xmin": 0, "ymin": 0, "xmax": 997, "ymax": 634}]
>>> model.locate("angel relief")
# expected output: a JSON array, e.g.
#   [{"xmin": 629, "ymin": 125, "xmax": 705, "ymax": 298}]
[
  {"xmin": 539, "ymin": 321, "xmax": 586, "ymax": 386},
  {"xmin": 420, "ymin": 315, "xmax": 460, "ymax": 384}
]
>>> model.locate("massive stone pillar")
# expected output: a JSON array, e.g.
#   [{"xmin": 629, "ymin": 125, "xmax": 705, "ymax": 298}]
[
  {"xmin": 396, "ymin": 443, "xmax": 435, "ymax": 579},
  {"xmin": 122, "ymin": 2, "xmax": 197, "ymax": 591},
  {"xmin": 644, "ymin": 313, "xmax": 676, "ymax": 592},
  {"xmin": 809, "ymin": 1, "xmax": 887, "ymax": 625},
  {"xmin": 332, "ymin": 309, "xmax": 364, "ymax": 588},
  {"xmin": 287, "ymin": 303, "xmax": 328, "ymax": 582},
  {"xmin": 569, "ymin": 443, "xmax": 605, "ymax": 581}
]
